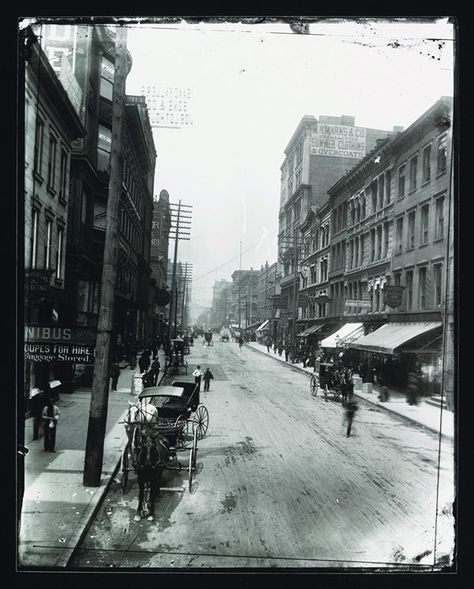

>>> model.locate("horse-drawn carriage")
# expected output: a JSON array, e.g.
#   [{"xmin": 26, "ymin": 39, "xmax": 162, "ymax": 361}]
[
  {"xmin": 168, "ymin": 338, "xmax": 188, "ymax": 373},
  {"xmin": 118, "ymin": 382, "xmax": 209, "ymax": 521},
  {"xmin": 310, "ymin": 362, "xmax": 344, "ymax": 401},
  {"xmin": 204, "ymin": 331, "xmax": 213, "ymax": 346}
]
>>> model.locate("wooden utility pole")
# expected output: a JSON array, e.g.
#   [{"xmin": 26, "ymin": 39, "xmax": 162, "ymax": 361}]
[
  {"xmin": 83, "ymin": 25, "xmax": 128, "ymax": 487},
  {"xmin": 168, "ymin": 201, "xmax": 192, "ymax": 338}
]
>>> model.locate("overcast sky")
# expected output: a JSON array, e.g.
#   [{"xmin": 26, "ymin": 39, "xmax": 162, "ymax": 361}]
[{"xmin": 124, "ymin": 18, "xmax": 454, "ymax": 320}]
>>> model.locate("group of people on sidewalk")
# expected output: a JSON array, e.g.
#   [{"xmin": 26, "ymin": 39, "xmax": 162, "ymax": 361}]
[{"xmin": 192, "ymin": 366, "xmax": 214, "ymax": 391}]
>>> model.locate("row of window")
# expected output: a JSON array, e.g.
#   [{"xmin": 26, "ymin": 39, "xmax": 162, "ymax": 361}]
[
  {"xmin": 397, "ymin": 135, "xmax": 447, "ymax": 199},
  {"xmin": 29, "ymin": 208, "xmax": 65, "ymax": 280},
  {"xmin": 395, "ymin": 195, "xmax": 445, "ymax": 255},
  {"xmin": 322, "ymin": 262, "xmax": 444, "ymax": 316},
  {"xmin": 393, "ymin": 263, "xmax": 443, "ymax": 309},
  {"xmin": 34, "ymin": 116, "xmax": 69, "ymax": 200}
]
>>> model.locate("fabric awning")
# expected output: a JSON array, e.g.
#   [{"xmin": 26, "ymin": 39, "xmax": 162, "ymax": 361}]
[
  {"xmin": 347, "ymin": 322, "xmax": 442, "ymax": 354},
  {"xmin": 297, "ymin": 324, "xmax": 326, "ymax": 338},
  {"xmin": 320, "ymin": 323, "xmax": 364, "ymax": 348},
  {"xmin": 256, "ymin": 320, "xmax": 270, "ymax": 332},
  {"xmin": 244, "ymin": 321, "xmax": 261, "ymax": 330}
]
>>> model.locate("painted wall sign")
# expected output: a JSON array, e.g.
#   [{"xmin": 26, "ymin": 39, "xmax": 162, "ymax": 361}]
[
  {"xmin": 24, "ymin": 325, "xmax": 96, "ymax": 344},
  {"xmin": 310, "ymin": 124, "xmax": 366, "ymax": 159},
  {"xmin": 24, "ymin": 342, "xmax": 95, "ymax": 363},
  {"xmin": 141, "ymin": 85, "xmax": 193, "ymax": 128}
]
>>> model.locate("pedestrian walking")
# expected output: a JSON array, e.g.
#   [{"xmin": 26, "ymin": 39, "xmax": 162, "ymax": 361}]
[
  {"xmin": 284, "ymin": 346, "xmax": 289, "ymax": 362},
  {"xmin": 110, "ymin": 360, "xmax": 121, "ymax": 391},
  {"xmin": 278, "ymin": 342, "xmax": 283, "ymax": 357},
  {"xmin": 406, "ymin": 367, "xmax": 421, "ymax": 405},
  {"xmin": 341, "ymin": 368, "xmax": 354, "ymax": 406},
  {"xmin": 138, "ymin": 350, "xmax": 151, "ymax": 374},
  {"xmin": 273, "ymin": 341, "xmax": 278, "ymax": 354},
  {"xmin": 238, "ymin": 336, "xmax": 244, "ymax": 350},
  {"xmin": 192, "ymin": 365, "xmax": 204, "ymax": 392},
  {"xmin": 266, "ymin": 337, "xmax": 272, "ymax": 353},
  {"xmin": 344, "ymin": 394, "xmax": 358, "ymax": 437},
  {"xmin": 150, "ymin": 357, "xmax": 161, "ymax": 386},
  {"xmin": 41, "ymin": 399, "xmax": 60, "ymax": 452},
  {"xmin": 203, "ymin": 367, "xmax": 214, "ymax": 391}
]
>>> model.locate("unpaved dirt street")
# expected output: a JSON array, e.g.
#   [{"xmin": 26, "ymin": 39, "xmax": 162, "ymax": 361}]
[{"xmin": 69, "ymin": 339, "xmax": 454, "ymax": 570}]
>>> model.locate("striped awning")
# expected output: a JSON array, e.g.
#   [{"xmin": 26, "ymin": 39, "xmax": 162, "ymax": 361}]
[
  {"xmin": 348, "ymin": 322, "xmax": 442, "ymax": 354},
  {"xmin": 297, "ymin": 324, "xmax": 326, "ymax": 338},
  {"xmin": 320, "ymin": 323, "xmax": 364, "ymax": 348}
]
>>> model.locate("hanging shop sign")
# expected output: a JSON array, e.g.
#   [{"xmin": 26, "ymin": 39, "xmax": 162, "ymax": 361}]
[
  {"xmin": 384, "ymin": 285, "xmax": 405, "ymax": 309},
  {"xmin": 155, "ymin": 288, "xmax": 171, "ymax": 307},
  {"xmin": 272, "ymin": 295, "xmax": 288, "ymax": 308},
  {"xmin": 298, "ymin": 293, "xmax": 309, "ymax": 306},
  {"xmin": 24, "ymin": 269, "xmax": 53, "ymax": 304}
]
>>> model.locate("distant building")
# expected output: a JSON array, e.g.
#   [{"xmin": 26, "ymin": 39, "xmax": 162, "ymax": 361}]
[
  {"xmin": 257, "ymin": 262, "xmax": 278, "ymax": 340},
  {"xmin": 230, "ymin": 269, "xmax": 259, "ymax": 329},
  {"xmin": 210, "ymin": 280, "xmax": 232, "ymax": 328}
]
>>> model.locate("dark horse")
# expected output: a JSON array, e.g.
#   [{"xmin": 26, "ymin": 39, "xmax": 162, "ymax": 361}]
[{"xmin": 131, "ymin": 425, "xmax": 170, "ymax": 521}]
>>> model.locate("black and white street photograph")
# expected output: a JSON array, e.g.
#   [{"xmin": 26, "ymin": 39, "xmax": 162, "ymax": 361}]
[{"xmin": 17, "ymin": 16, "xmax": 457, "ymax": 573}]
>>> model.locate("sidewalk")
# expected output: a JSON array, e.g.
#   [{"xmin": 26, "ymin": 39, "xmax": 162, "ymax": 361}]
[
  {"xmin": 246, "ymin": 341, "xmax": 454, "ymax": 440},
  {"xmin": 18, "ymin": 349, "xmax": 167, "ymax": 569}
]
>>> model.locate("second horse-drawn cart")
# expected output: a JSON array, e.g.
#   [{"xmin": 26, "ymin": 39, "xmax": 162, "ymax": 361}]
[{"xmin": 310, "ymin": 362, "xmax": 343, "ymax": 401}]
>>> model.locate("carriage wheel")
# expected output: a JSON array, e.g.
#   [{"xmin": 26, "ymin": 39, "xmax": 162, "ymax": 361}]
[
  {"xmin": 121, "ymin": 444, "xmax": 130, "ymax": 493},
  {"xmin": 310, "ymin": 374, "xmax": 318, "ymax": 396},
  {"xmin": 192, "ymin": 405, "xmax": 209, "ymax": 440}
]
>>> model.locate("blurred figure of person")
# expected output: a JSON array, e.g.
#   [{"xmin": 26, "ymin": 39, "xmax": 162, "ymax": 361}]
[
  {"xmin": 128, "ymin": 340, "xmax": 137, "ymax": 370},
  {"xmin": 266, "ymin": 336, "xmax": 272, "ymax": 353},
  {"xmin": 377, "ymin": 371, "xmax": 390, "ymax": 402},
  {"xmin": 42, "ymin": 399, "xmax": 60, "ymax": 452},
  {"xmin": 238, "ymin": 336, "xmax": 244, "ymax": 350},
  {"xmin": 344, "ymin": 394, "xmax": 358, "ymax": 437},
  {"xmin": 278, "ymin": 342, "xmax": 283, "ymax": 357},
  {"xmin": 284, "ymin": 346, "xmax": 289, "ymax": 362},
  {"xmin": 138, "ymin": 350, "xmax": 151, "ymax": 374},
  {"xmin": 193, "ymin": 365, "xmax": 204, "ymax": 391},
  {"xmin": 203, "ymin": 368, "xmax": 214, "ymax": 392},
  {"xmin": 406, "ymin": 367, "xmax": 421, "ymax": 405},
  {"xmin": 341, "ymin": 368, "xmax": 354, "ymax": 406},
  {"xmin": 142, "ymin": 369, "xmax": 155, "ymax": 389},
  {"xmin": 273, "ymin": 341, "xmax": 278, "ymax": 354},
  {"xmin": 150, "ymin": 357, "xmax": 161, "ymax": 386},
  {"xmin": 110, "ymin": 360, "xmax": 121, "ymax": 391},
  {"xmin": 151, "ymin": 340, "xmax": 158, "ymax": 360}
]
